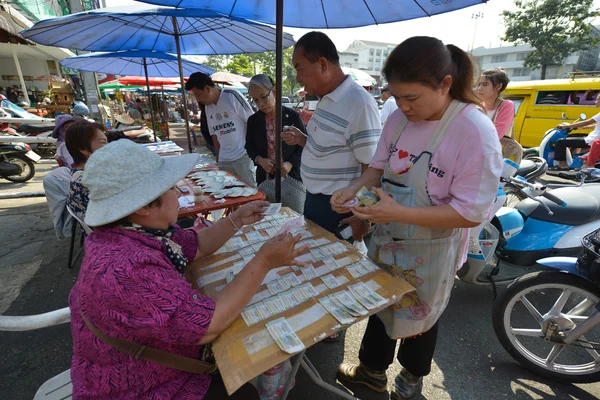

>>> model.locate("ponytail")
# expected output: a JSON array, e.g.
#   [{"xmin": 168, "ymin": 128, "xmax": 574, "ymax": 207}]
[
  {"xmin": 446, "ymin": 44, "xmax": 479, "ymax": 105},
  {"xmin": 383, "ymin": 36, "xmax": 478, "ymax": 105}
]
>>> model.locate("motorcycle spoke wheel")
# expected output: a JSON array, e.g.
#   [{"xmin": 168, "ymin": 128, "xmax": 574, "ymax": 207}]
[
  {"xmin": 4, "ymin": 157, "xmax": 35, "ymax": 183},
  {"xmin": 493, "ymin": 271, "xmax": 600, "ymax": 382},
  {"xmin": 504, "ymin": 188, "xmax": 526, "ymax": 208}
]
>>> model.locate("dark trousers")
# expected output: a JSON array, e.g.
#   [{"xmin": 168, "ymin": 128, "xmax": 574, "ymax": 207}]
[
  {"xmin": 358, "ymin": 315, "xmax": 439, "ymax": 377},
  {"xmin": 304, "ymin": 192, "xmax": 351, "ymax": 235},
  {"xmin": 204, "ymin": 376, "xmax": 259, "ymax": 400},
  {"xmin": 554, "ymin": 137, "xmax": 589, "ymax": 161}
]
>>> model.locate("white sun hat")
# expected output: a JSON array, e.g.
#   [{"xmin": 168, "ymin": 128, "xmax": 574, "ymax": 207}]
[{"xmin": 82, "ymin": 140, "xmax": 199, "ymax": 227}]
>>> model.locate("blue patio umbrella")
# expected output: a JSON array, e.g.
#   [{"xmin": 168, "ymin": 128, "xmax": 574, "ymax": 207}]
[
  {"xmin": 61, "ymin": 50, "xmax": 216, "ymax": 141},
  {"xmin": 138, "ymin": 0, "xmax": 487, "ymax": 201},
  {"xmin": 20, "ymin": 4, "xmax": 295, "ymax": 152},
  {"xmin": 137, "ymin": 0, "xmax": 488, "ymax": 29}
]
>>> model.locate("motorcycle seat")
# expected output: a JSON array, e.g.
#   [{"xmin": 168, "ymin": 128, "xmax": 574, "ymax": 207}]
[
  {"xmin": 19, "ymin": 123, "xmax": 55, "ymax": 134},
  {"xmin": 516, "ymin": 159, "xmax": 538, "ymax": 177},
  {"xmin": 519, "ymin": 184, "xmax": 600, "ymax": 226}
]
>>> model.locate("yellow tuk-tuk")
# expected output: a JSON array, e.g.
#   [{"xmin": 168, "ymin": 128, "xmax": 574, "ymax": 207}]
[{"xmin": 502, "ymin": 78, "xmax": 600, "ymax": 148}]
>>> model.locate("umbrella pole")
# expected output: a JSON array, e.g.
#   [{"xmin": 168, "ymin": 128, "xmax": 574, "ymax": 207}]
[
  {"xmin": 275, "ymin": 0, "xmax": 283, "ymax": 202},
  {"xmin": 142, "ymin": 57, "xmax": 157, "ymax": 143},
  {"xmin": 172, "ymin": 16, "xmax": 193, "ymax": 154}
]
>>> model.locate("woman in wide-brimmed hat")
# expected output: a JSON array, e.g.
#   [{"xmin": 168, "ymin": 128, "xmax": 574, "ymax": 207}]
[{"xmin": 69, "ymin": 140, "xmax": 307, "ymax": 399}]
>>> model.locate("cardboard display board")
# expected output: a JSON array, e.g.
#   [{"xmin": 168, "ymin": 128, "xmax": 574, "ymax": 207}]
[{"xmin": 187, "ymin": 208, "xmax": 415, "ymax": 394}]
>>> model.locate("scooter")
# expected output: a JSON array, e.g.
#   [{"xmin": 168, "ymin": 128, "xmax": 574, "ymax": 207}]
[
  {"xmin": 458, "ymin": 160, "xmax": 600, "ymax": 290},
  {"xmin": 492, "ymin": 228, "xmax": 600, "ymax": 383},
  {"xmin": 526, "ymin": 113, "xmax": 600, "ymax": 182},
  {"xmin": 0, "ymin": 142, "xmax": 41, "ymax": 182}
]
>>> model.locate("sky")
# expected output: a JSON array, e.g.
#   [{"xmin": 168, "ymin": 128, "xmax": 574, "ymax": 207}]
[{"xmin": 104, "ymin": 0, "xmax": 600, "ymax": 53}]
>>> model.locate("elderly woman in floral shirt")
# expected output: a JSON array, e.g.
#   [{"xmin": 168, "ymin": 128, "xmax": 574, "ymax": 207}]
[{"xmin": 69, "ymin": 140, "xmax": 307, "ymax": 399}]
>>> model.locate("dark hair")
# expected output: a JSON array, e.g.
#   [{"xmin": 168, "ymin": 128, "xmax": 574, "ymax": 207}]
[
  {"xmin": 294, "ymin": 31, "xmax": 340, "ymax": 66},
  {"xmin": 481, "ymin": 68, "xmax": 510, "ymax": 93},
  {"xmin": 135, "ymin": 98, "xmax": 141, "ymax": 103},
  {"xmin": 383, "ymin": 36, "xmax": 479, "ymax": 105},
  {"xmin": 185, "ymin": 72, "xmax": 215, "ymax": 91},
  {"xmin": 101, "ymin": 196, "xmax": 163, "ymax": 228},
  {"xmin": 381, "ymin": 86, "xmax": 390, "ymax": 93},
  {"xmin": 65, "ymin": 120, "xmax": 106, "ymax": 165}
]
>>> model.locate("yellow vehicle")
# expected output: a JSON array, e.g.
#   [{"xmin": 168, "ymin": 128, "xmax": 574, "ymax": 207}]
[{"xmin": 502, "ymin": 78, "xmax": 600, "ymax": 148}]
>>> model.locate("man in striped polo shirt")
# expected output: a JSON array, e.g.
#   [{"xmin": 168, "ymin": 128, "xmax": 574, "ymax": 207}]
[{"xmin": 284, "ymin": 31, "xmax": 381, "ymax": 238}]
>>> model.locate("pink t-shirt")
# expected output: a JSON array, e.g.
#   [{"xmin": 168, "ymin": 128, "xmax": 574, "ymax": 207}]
[
  {"xmin": 370, "ymin": 104, "xmax": 503, "ymax": 224},
  {"xmin": 486, "ymin": 99, "xmax": 515, "ymax": 139}
]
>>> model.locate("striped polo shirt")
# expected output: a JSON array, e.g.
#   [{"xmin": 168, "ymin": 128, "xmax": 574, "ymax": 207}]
[{"xmin": 301, "ymin": 76, "xmax": 381, "ymax": 195}]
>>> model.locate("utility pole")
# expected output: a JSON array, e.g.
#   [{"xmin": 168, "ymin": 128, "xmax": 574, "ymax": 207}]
[
  {"xmin": 67, "ymin": 0, "xmax": 103, "ymax": 123},
  {"xmin": 470, "ymin": 12, "xmax": 484, "ymax": 55}
]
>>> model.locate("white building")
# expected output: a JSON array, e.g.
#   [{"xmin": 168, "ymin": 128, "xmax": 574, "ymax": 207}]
[
  {"xmin": 339, "ymin": 40, "xmax": 397, "ymax": 84},
  {"xmin": 472, "ymin": 28, "xmax": 600, "ymax": 82}
]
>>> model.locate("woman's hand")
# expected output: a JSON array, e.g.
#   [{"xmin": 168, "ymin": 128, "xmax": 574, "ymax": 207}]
[
  {"xmin": 339, "ymin": 215, "xmax": 371, "ymax": 241},
  {"xmin": 282, "ymin": 162, "xmax": 292, "ymax": 176},
  {"xmin": 282, "ymin": 126, "xmax": 307, "ymax": 147},
  {"xmin": 330, "ymin": 186, "xmax": 359, "ymax": 214},
  {"xmin": 557, "ymin": 123, "xmax": 571, "ymax": 130},
  {"xmin": 254, "ymin": 233, "xmax": 309, "ymax": 269},
  {"xmin": 232, "ymin": 201, "xmax": 269, "ymax": 226},
  {"xmin": 351, "ymin": 187, "xmax": 404, "ymax": 224},
  {"xmin": 257, "ymin": 157, "xmax": 275, "ymax": 174}
]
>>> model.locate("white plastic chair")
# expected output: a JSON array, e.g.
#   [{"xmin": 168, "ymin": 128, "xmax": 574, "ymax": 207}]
[{"xmin": 0, "ymin": 308, "xmax": 73, "ymax": 399}]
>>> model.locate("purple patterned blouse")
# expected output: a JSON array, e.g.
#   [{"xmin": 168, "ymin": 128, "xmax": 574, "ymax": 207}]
[{"xmin": 68, "ymin": 226, "xmax": 215, "ymax": 399}]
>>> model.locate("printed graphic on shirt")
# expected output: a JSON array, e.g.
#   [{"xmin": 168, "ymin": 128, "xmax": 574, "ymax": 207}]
[
  {"xmin": 388, "ymin": 144, "xmax": 445, "ymax": 178},
  {"xmin": 212, "ymin": 121, "xmax": 237, "ymax": 137}
]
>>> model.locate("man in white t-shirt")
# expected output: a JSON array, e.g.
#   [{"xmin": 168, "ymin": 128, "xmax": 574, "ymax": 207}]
[
  {"xmin": 186, "ymin": 72, "xmax": 256, "ymax": 186},
  {"xmin": 283, "ymin": 32, "xmax": 381, "ymax": 238},
  {"xmin": 379, "ymin": 86, "xmax": 398, "ymax": 127},
  {"xmin": 554, "ymin": 93, "xmax": 600, "ymax": 169}
]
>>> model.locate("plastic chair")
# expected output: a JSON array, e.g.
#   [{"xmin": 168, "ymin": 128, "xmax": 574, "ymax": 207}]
[
  {"xmin": 66, "ymin": 206, "xmax": 92, "ymax": 269},
  {"xmin": 0, "ymin": 308, "xmax": 72, "ymax": 399}
]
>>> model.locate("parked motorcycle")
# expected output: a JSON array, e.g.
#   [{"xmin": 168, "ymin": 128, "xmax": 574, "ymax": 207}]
[
  {"xmin": 492, "ymin": 229, "xmax": 600, "ymax": 383},
  {"xmin": 0, "ymin": 142, "xmax": 41, "ymax": 182},
  {"xmin": 458, "ymin": 161, "xmax": 600, "ymax": 290}
]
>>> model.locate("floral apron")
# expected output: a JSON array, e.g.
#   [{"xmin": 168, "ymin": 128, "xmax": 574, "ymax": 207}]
[{"xmin": 368, "ymin": 100, "xmax": 468, "ymax": 339}]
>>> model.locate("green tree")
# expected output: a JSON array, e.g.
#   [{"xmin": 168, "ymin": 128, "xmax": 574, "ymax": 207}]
[
  {"xmin": 204, "ymin": 55, "xmax": 227, "ymax": 71},
  {"xmin": 502, "ymin": 0, "xmax": 599, "ymax": 80}
]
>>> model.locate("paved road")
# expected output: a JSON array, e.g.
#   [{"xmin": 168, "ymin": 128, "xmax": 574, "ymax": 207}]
[{"xmin": 1, "ymin": 148, "xmax": 599, "ymax": 399}]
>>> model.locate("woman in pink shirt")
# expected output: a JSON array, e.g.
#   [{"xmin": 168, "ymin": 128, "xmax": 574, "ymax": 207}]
[
  {"xmin": 69, "ymin": 140, "xmax": 307, "ymax": 399},
  {"xmin": 476, "ymin": 68, "xmax": 515, "ymax": 140},
  {"xmin": 331, "ymin": 36, "xmax": 503, "ymax": 400}
]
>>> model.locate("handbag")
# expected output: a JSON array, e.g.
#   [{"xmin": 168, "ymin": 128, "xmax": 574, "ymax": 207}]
[
  {"xmin": 258, "ymin": 176, "xmax": 306, "ymax": 214},
  {"xmin": 81, "ymin": 311, "xmax": 217, "ymax": 374}
]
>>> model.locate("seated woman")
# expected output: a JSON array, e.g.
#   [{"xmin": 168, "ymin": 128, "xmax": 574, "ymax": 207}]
[
  {"xmin": 52, "ymin": 114, "xmax": 77, "ymax": 168},
  {"xmin": 553, "ymin": 93, "xmax": 600, "ymax": 170},
  {"xmin": 245, "ymin": 74, "xmax": 306, "ymax": 211},
  {"xmin": 69, "ymin": 140, "xmax": 307, "ymax": 399},
  {"xmin": 65, "ymin": 120, "xmax": 108, "ymax": 221}
]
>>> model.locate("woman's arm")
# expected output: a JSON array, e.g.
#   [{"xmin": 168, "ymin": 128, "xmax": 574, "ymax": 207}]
[
  {"xmin": 212, "ymin": 135, "xmax": 221, "ymax": 163},
  {"xmin": 493, "ymin": 100, "xmax": 515, "ymax": 139}
]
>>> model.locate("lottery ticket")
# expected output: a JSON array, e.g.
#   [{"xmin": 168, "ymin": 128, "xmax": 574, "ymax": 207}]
[
  {"xmin": 318, "ymin": 296, "xmax": 355, "ymax": 325},
  {"xmin": 328, "ymin": 242, "xmax": 348, "ymax": 255},
  {"xmin": 298, "ymin": 239, "xmax": 317, "ymax": 248},
  {"xmin": 359, "ymin": 260, "xmax": 379, "ymax": 273},
  {"xmin": 245, "ymin": 231, "xmax": 265, "ymax": 243},
  {"xmin": 282, "ymin": 272, "xmax": 302, "ymax": 287},
  {"xmin": 348, "ymin": 282, "xmax": 388, "ymax": 309},
  {"xmin": 276, "ymin": 216, "xmax": 305, "ymax": 236},
  {"xmin": 299, "ymin": 282, "xmax": 319, "ymax": 298},
  {"xmin": 240, "ymin": 246, "xmax": 254, "ymax": 256},
  {"xmin": 322, "ymin": 257, "xmax": 341, "ymax": 272},
  {"xmin": 278, "ymin": 293, "xmax": 296, "ymax": 310},
  {"xmin": 301, "ymin": 265, "xmax": 318, "ymax": 281},
  {"xmin": 255, "ymin": 302, "xmax": 271, "ymax": 320},
  {"xmin": 241, "ymin": 304, "xmax": 262, "ymax": 326},
  {"xmin": 321, "ymin": 274, "xmax": 342, "ymax": 289},
  {"xmin": 232, "ymin": 261, "xmax": 245, "ymax": 274},
  {"xmin": 265, "ymin": 227, "xmax": 280, "ymax": 237},
  {"xmin": 226, "ymin": 270, "xmax": 235, "ymax": 284},
  {"xmin": 290, "ymin": 287, "xmax": 308, "ymax": 304},
  {"xmin": 266, "ymin": 317, "xmax": 305, "ymax": 354},
  {"xmin": 267, "ymin": 279, "xmax": 286, "ymax": 295},
  {"xmin": 263, "ymin": 203, "xmax": 282, "ymax": 216},
  {"xmin": 252, "ymin": 243, "xmax": 263, "ymax": 252},
  {"xmin": 264, "ymin": 297, "xmax": 285, "ymax": 315},
  {"xmin": 331, "ymin": 290, "xmax": 368, "ymax": 316},
  {"xmin": 291, "ymin": 228, "xmax": 312, "ymax": 238},
  {"xmin": 243, "ymin": 254, "xmax": 255, "ymax": 264},
  {"xmin": 280, "ymin": 290, "xmax": 301, "ymax": 307},
  {"xmin": 310, "ymin": 248, "xmax": 327, "ymax": 261},
  {"xmin": 346, "ymin": 263, "xmax": 367, "ymax": 279}
]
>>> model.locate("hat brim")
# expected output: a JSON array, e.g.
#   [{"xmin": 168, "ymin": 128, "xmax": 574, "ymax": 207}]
[
  {"xmin": 84, "ymin": 153, "xmax": 199, "ymax": 227},
  {"xmin": 115, "ymin": 114, "xmax": 135, "ymax": 125}
]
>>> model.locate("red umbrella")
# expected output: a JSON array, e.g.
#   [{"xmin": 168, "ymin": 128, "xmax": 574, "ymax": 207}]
[{"xmin": 118, "ymin": 76, "xmax": 184, "ymax": 86}]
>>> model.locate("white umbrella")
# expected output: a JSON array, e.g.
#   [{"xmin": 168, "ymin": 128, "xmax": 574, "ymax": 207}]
[{"xmin": 211, "ymin": 71, "xmax": 250, "ymax": 84}]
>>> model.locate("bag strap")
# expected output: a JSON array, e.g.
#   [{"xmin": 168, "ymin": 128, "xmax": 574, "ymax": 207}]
[{"xmin": 81, "ymin": 311, "xmax": 216, "ymax": 375}]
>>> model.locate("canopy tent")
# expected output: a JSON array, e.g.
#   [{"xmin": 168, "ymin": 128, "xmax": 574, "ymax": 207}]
[
  {"xmin": 211, "ymin": 71, "xmax": 250, "ymax": 84},
  {"xmin": 341, "ymin": 67, "xmax": 377, "ymax": 88}
]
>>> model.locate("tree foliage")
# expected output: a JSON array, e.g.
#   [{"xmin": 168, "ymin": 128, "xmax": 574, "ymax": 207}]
[{"xmin": 502, "ymin": 0, "xmax": 600, "ymax": 79}]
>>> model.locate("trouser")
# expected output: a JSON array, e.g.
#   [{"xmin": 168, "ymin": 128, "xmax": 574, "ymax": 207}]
[
  {"xmin": 554, "ymin": 137, "xmax": 589, "ymax": 161},
  {"xmin": 582, "ymin": 139, "xmax": 600, "ymax": 166},
  {"xmin": 219, "ymin": 154, "xmax": 257, "ymax": 187},
  {"xmin": 358, "ymin": 314, "xmax": 439, "ymax": 377},
  {"xmin": 203, "ymin": 376, "xmax": 259, "ymax": 400},
  {"xmin": 304, "ymin": 191, "xmax": 351, "ymax": 235}
]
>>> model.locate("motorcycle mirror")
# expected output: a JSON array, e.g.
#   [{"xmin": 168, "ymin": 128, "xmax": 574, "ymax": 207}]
[
  {"xmin": 580, "ymin": 113, "xmax": 587, "ymax": 120},
  {"xmin": 562, "ymin": 112, "xmax": 567, "ymax": 120}
]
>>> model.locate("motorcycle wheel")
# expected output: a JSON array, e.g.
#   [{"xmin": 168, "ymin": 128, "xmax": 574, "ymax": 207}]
[
  {"xmin": 4, "ymin": 155, "xmax": 35, "ymax": 183},
  {"xmin": 504, "ymin": 187, "xmax": 527, "ymax": 207},
  {"xmin": 493, "ymin": 271, "xmax": 600, "ymax": 383}
]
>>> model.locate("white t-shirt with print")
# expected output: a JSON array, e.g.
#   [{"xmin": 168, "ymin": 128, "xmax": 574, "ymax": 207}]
[
  {"xmin": 206, "ymin": 89, "xmax": 253, "ymax": 162},
  {"xmin": 585, "ymin": 112, "xmax": 600, "ymax": 145}
]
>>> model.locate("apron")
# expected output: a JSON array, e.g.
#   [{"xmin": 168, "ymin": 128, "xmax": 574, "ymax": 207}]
[{"xmin": 368, "ymin": 100, "xmax": 468, "ymax": 339}]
